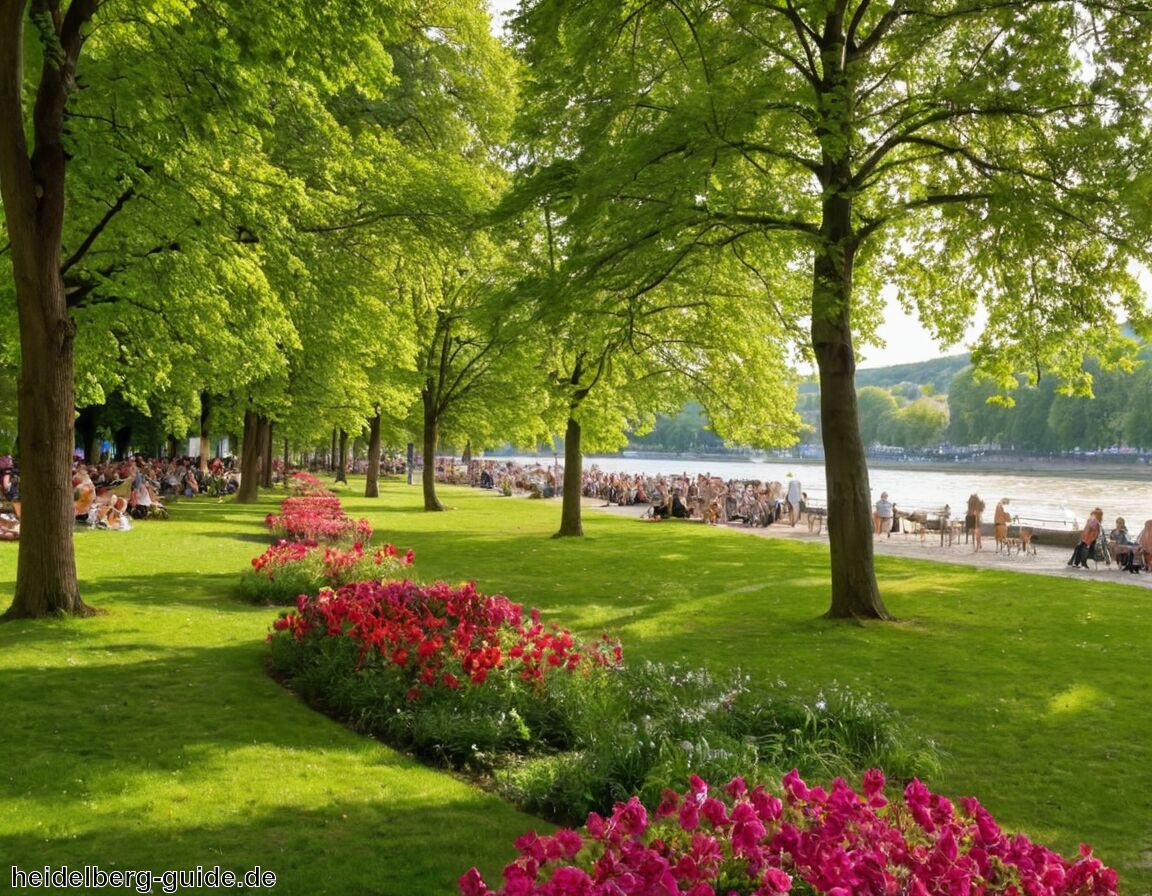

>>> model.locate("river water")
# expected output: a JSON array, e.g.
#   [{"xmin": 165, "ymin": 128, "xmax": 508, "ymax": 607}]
[{"xmin": 498, "ymin": 454, "xmax": 1152, "ymax": 531}]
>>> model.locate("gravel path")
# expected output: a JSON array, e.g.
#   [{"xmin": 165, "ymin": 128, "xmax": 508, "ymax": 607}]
[{"xmin": 585, "ymin": 499, "xmax": 1152, "ymax": 589}]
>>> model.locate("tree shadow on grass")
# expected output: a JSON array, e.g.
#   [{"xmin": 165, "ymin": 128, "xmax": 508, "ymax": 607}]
[
  {"xmin": 0, "ymin": 642, "xmax": 535, "ymax": 896},
  {"xmin": 75, "ymin": 570, "xmax": 265, "ymax": 614},
  {"xmin": 0, "ymin": 793, "xmax": 531, "ymax": 896},
  {"xmin": 199, "ymin": 531, "xmax": 277, "ymax": 544}
]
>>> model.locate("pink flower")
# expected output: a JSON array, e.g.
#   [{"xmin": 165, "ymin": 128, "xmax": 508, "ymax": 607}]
[
  {"xmin": 701, "ymin": 797, "xmax": 730, "ymax": 828},
  {"xmin": 554, "ymin": 829, "xmax": 584, "ymax": 859},
  {"xmin": 757, "ymin": 867, "xmax": 793, "ymax": 894},
  {"xmin": 613, "ymin": 797, "xmax": 648, "ymax": 837},
  {"xmin": 461, "ymin": 772, "xmax": 1120, "ymax": 896},
  {"xmin": 656, "ymin": 789, "xmax": 680, "ymax": 818},
  {"xmin": 547, "ymin": 866, "xmax": 592, "ymax": 895},
  {"xmin": 459, "ymin": 868, "xmax": 493, "ymax": 896},
  {"xmin": 725, "ymin": 776, "xmax": 748, "ymax": 799},
  {"xmin": 862, "ymin": 768, "xmax": 887, "ymax": 805},
  {"xmin": 730, "ymin": 802, "xmax": 766, "ymax": 858}
]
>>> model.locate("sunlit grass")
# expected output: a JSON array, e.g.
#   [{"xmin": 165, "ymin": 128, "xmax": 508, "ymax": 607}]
[{"xmin": 2, "ymin": 477, "xmax": 1150, "ymax": 894}]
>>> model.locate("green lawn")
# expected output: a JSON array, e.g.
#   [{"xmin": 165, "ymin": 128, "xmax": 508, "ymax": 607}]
[{"xmin": 2, "ymin": 479, "xmax": 1150, "ymax": 894}]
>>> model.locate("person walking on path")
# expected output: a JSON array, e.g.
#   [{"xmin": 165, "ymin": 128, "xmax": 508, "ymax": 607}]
[
  {"xmin": 786, "ymin": 474, "xmax": 803, "ymax": 527},
  {"xmin": 967, "ymin": 493, "xmax": 985, "ymax": 551},
  {"xmin": 874, "ymin": 492, "xmax": 894, "ymax": 536}
]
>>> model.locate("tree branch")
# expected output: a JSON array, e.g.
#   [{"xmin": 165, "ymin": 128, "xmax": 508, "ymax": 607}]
[
  {"xmin": 61, "ymin": 184, "xmax": 135, "ymax": 274},
  {"xmin": 300, "ymin": 209, "xmax": 444, "ymax": 234}
]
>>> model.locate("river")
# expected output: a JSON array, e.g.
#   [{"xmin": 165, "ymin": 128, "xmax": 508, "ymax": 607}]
[{"xmin": 495, "ymin": 454, "xmax": 1152, "ymax": 531}]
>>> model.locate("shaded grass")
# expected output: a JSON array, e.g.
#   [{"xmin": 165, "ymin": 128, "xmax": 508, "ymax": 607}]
[
  {"xmin": 0, "ymin": 492, "xmax": 541, "ymax": 896},
  {"xmin": 2, "ymin": 478, "xmax": 1150, "ymax": 894}
]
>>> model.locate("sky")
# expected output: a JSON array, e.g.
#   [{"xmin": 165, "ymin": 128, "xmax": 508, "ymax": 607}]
[{"xmin": 857, "ymin": 308, "xmax": 972, "ymax": 370}]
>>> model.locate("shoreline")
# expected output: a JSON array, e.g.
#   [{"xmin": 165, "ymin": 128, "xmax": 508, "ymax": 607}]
[
  {"xmin": 586, "ymin": 452, "xmax": 1149, "ymax": 478},
  {"xmin": 582, "ymin": 497, "xmax": 1152, "ymax": 590}
]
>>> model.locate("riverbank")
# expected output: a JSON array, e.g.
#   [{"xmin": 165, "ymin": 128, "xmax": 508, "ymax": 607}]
[
  {"xmin": 584, "ymin": 497, "xmax": 1152, "ymax": 590},
  {"xmin": 596, "ymin": 451, "xmax": 1151, "ymax": 478}
]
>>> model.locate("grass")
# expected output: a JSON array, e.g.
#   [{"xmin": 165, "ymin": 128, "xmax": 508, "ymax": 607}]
[{"xmin": 2, "ymin": 479, "xmax": 1150, "ymax": 894}]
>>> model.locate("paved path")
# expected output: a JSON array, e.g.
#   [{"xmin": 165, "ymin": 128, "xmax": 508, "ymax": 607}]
[{"xmin": 585, "ymin": 499, "xmax": 1152, "ymax": 589}]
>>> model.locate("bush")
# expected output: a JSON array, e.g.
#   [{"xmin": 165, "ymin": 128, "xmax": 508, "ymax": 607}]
[
  {"xmin": 267, "ymin": 579, "xmax": 622, "ymax": 768},
  {"xmin": 460, "ymin": 770, "xmax": 1119, "ymax": 896},
  {"xmin": 270, "ymin": 576, "xmax": 938, "ymax": 827},
  {"xmin": 493, "ymin": 662, "xmax": 938, "ymax": 826},
  {"xmin": 240, "ymin": 540, "xmax": 415, "ymax": 605},
  {"xmin": 264, "ymin": 493, "xmax": 373, "ymax": 543}
]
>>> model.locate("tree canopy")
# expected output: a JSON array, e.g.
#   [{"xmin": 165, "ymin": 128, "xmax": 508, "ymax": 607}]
[
  {"xmin": 506, "ymin": 0, "xmax": 1152, "ymax": 617},
  {"xmin": 2, "ymin": 0, "xmax": 1151, "ymax": 620}
]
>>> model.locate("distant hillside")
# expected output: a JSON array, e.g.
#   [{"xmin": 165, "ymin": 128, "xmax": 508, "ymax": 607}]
[{"xmin": 855, "ymin": 353, "xmax": 970, "ymax": 394}]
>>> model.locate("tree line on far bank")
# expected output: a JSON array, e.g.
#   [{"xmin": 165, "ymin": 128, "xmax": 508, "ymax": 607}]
[{"xmin": 632, "ymin": 346, "xmax": 1152, "ymax": 456}]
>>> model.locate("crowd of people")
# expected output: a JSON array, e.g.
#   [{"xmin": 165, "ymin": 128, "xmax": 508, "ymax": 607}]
[
  {"xmin": 870, "ymin": 486, "xmax": 1152, "ymax": 575},
  {"xmin": 581, "ymin": 467, "xmax": 806, "ymax": 526},
  {"xmin": 438, "ymin": 459, "xmax": 810, "ymax": 528},
  {"xmin": 1066, "ymin": 508, "xmax": 1152, "ymax": 573},
  {"xmin": 68, "ymin": 456, "xmax": 240, "ymax": 530}
]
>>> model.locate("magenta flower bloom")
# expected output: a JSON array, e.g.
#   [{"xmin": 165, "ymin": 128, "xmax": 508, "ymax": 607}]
[{"xmin": 460, "ymin": 771, "xmax": 1120, "ymax": 896}]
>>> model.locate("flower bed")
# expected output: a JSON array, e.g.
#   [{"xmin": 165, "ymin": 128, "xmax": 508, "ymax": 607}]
[
  {"xmin": 264, "ymin": 494, "xmax": 372, "ymax": 543},
  {"xmin": 240, "ymin": 540, "xmax": 415, "ymax": 604},
  {"xmin": 267, "ymin": 577, "xmax": 938, "ymax": 825},
  {"xmin": 268, "ymin": 580, "xmax": 622, "ymax": 766},
  {"xmin": 460, "ymin": 770, "xmax": 1119, "ymax": 896},
  {"xmin": 286, "ymin": 471, "xmax": 330, "ymax": 497}
]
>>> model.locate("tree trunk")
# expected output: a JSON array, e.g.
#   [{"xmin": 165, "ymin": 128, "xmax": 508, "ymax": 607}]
[
  {"xmin": 421, "ymin": 389, "xmax": 443, "ymax": 511},
  {"xmin": 0, "ymin": 2, "xmax": 100, "ymax": 618},
  {"xmin": 3, "ymin": 257, "xmax": 92, "ymax": 618},
  {"xmin": 335, "ymin": 429, "xmax": 348, "ymax": 484},
  {"xmin": 811, "ymin": 161, "xmax": 890, "ymax": 618},
  {"xmin": 76, "ymin": 405, "xmax": 100, "ymax": 464},
  {"xmin": 198, "ymin": 391, "xmax": 211, "ymax": 474},
  {"xmin": 330, "ymin": 428, "xmax": 338, "ymax": 473},
  {"xmin": 807, "ymin": 17, "xmax": 889, "ymax": 621},
  {"xmin": 113, "ymin": 426, "xmax": 131, "ymax": 461},
  {"xmin": 365, "ymin": 412, "xmax": 382, "ymax": 498},
  {"xmin": 555, "ymin": 414, "xmax": 584, "ymax": 537},
  {"xmin": 283, "ymin": 437, "xmax": 290, "ymax": 478},
  {"xmin": 234, "ymin": 409, "xmax": 262, "ymax": 503},
  {"xmin": 260, "ymin": 419, "xmax": 274, "ymax": 488}
]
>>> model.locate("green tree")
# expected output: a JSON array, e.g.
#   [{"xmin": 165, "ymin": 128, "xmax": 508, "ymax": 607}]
[
  {"xmin": 512, "ymin": 0, "xmax": 1152, "ymax": 618},
  {"xmin": 856, "ymin": 387, "xmax": 899, "ymax": 446},
  {"xmin": 406, "ymin": 240, "xmax": 550, "ymax": 511},
  {"xmin": 0, "ymin": 0, "xmax": 419, "ymax": 616},
  {"xmin": 504, "ymin": 194, "xmax": 801, "ymax": 537},
  {"xmin": 890, "ymin": 398, "xmax": 948, "ymax": 449},
  {"xmin": 1123, "ymin": 349, "xmax": 1152, "ymax": 449}
]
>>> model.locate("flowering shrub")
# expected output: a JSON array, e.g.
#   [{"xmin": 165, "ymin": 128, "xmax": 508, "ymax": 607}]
[
  {"xmin": 267, "ymin": 578, "xmax": 937, "ymax": 822},
  {"xmin": 287, "ymin": 471, "xmax": 330, "ymax": 496},
  {"xmin": 267, "ymin": 579, "xmax": 623, "ymax": 767},
  {"xmin": 240, "ymin": 539, "xmax": 415, "ymax": 604},
  {"xmin": 460, "ymin": 770, "xmax": 1119, "ymax": 896},
  {"xmin": 264, "ymin": 494, "xmax": 373, "ymax": 543},
  {"xmin": 491, "ymin": 663, "xmax": 938, "ymax": 828},
  {"xmin": 271, "ymin": 579, "xmax": 620, "ymax": 694}
]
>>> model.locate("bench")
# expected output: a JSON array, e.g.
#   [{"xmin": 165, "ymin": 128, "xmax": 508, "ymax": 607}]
[{"xmin": 903, "ymin": 507, "xmax": 955, "ymax": 545}]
